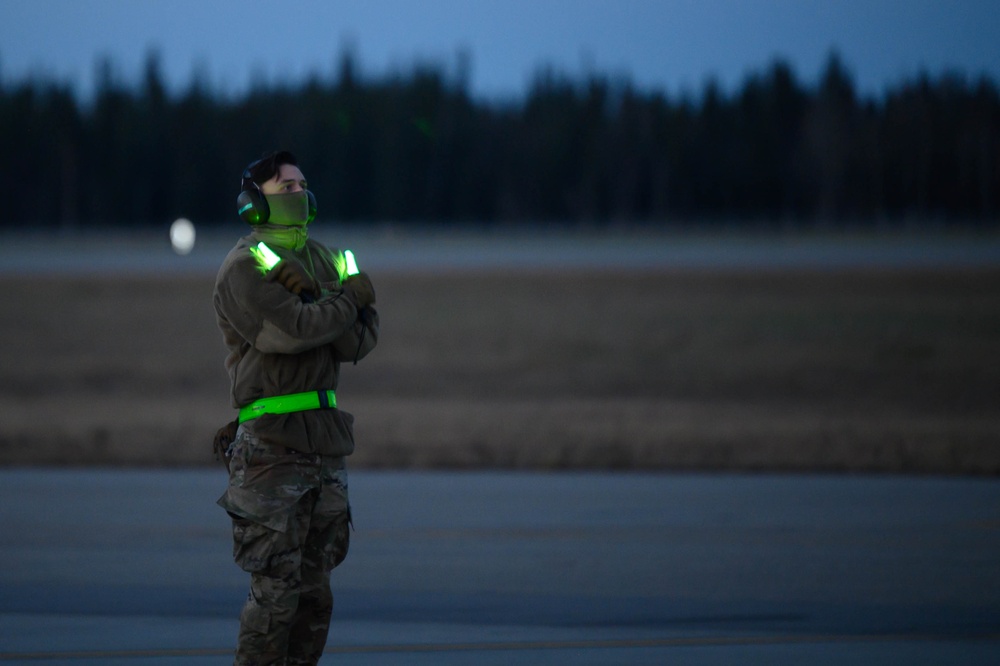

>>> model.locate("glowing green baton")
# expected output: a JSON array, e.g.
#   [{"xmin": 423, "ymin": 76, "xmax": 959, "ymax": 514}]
[
  {"xmin": 250, "ymin": 241, "xmax": 281, "ymax": 274},
  {"xmin": 345, "ymin": 250, "xmax": 359, "ymax": 276},
  {"xmin": 335, "ymin": 249, "xmax": 361, "ymax": 281}
]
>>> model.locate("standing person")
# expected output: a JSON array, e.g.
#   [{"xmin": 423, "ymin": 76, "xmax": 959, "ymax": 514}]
[{"xmin": 213, "ymin": 150, "xmax": 378, "ymax": 665}]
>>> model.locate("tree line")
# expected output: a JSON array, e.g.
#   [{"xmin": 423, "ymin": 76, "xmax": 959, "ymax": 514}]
[{"xmin": 1, "ymin": 50, "xmax": 997, "ymax": 229}]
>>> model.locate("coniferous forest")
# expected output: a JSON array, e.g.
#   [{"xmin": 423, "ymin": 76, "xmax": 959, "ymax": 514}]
[{"xmin": 1, "ymin": 49, "xmax": 998, "ymax": 229}]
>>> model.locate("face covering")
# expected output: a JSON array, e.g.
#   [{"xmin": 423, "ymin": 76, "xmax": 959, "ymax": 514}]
[
  {"xmin": 252, "ymin": 191, "xmax": 310, "ymax": 251},
  {"xmin": 266, "ymin": 191, "xmax": 310, "ymax": 225}
]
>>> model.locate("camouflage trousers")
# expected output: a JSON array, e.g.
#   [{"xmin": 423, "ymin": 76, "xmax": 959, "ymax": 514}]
[{"xmin": 218, "ymin": 427, "xmax": 351, "ymax": 666}]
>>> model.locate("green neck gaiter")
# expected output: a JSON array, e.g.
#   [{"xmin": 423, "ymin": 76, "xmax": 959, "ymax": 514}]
[
  {"xmin": 251, "ymin": 224, "xmax": 308, "ymax": 251},
  {"xmin": 252, "ymin": 191, "xmax": 310, "ymax": 250}
]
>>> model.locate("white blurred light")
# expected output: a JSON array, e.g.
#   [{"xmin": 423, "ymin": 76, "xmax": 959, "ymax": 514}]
[{"xmin": 170, "ymin": 218, "xmax": 196, "ymax": 255}]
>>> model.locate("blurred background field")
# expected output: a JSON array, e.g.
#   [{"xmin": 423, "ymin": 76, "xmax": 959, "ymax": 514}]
[
  {"xmin": 1, "ymin": 229, "xmax": 997, "ymax": 474},
  {"xmin": 3, "ymin": 2, "xmax": 1000, "ymax": 474}
]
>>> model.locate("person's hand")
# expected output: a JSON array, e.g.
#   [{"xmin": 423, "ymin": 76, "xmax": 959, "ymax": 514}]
[
  {"xmin": 271, "ymin": 261, "xmax": 319, "ymax": 300},
  {"xmin": 342, "ymin": 272, "xmax": 375, "ymax": 308}
]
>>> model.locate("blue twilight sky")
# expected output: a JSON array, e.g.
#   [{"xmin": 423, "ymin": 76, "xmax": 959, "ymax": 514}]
[{"xmin": 2, "ymin": 0, "xmax": 999, "ymax": 104}]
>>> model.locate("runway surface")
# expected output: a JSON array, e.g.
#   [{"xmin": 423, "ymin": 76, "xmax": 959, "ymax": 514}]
[{"xmin": 1, "ymin": 468, "xmax": 998, "ymax": 664}]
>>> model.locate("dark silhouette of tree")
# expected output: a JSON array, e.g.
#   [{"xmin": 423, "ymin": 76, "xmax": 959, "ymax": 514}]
[{"xmin": 0, "ymin": 48, "xmax": 996, "ymax": 229}]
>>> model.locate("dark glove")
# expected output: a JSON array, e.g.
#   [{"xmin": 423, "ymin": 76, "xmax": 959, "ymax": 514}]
[
  {"xmin": 212, "ymin": 418, "xmax": 239, "ymax": 468},
  {"xmin": 270, "ymin": 261, "xmax": 320, "ymax": 301},
  {"xmin": 342, "ymin": 272, "xmax": 376, "ymax": 308}
]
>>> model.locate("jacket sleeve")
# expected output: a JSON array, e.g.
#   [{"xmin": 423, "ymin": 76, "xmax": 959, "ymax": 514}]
[
  {"xmin": 216, "ymin": 251, "xmax": 360, "ymax": 355},
  {"xmin": 331, "ymin": 306, "xmax": 379, "ymax": 362}
]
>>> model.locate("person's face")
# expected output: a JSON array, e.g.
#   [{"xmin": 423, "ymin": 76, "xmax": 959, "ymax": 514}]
[{"xmin": 260, "ymin": 163, "xmax": 307, "ymax": 195}]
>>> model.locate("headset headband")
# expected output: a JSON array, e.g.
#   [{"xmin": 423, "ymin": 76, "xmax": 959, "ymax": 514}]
[{"xmin": 241, "ymin": 158, "xmax": 264, "ymax": 192}]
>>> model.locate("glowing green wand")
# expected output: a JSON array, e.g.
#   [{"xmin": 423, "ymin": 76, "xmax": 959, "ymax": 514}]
[
  {"xmin": 335, "ymin": 249, "xmax": 361, "ymax": 281},
  {"xmin": 250, "ymin": 241, "xmax": 282, "ymax": 274},
  {"xmin": 345, "ymin": 250, "xmax": 359, "ymax": 276}
]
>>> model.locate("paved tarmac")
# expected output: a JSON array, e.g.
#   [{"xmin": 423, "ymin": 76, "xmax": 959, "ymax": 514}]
[{"xmin": 1, "ymin": 468, "xmax": 998, "ymax": 664}]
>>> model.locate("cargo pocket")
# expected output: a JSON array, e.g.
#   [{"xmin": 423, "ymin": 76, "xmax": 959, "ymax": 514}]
[
  {"xmin": 315, "ymin": 458, "xmax": 350, "ymax": 570},
  {"xmin": 328, "ymin": 509, "xmax": 351, "ymax": 570},
  {"xmin": 239, "ymin": 591, "xmax": 271, "ymax": 634},
  {"xmin": 231, "ymin": 515, "xmax": 277, "ymax": 573},
  {"xmin": 306, "ymin": 505, "xmax": 351, "ymax": 573}
]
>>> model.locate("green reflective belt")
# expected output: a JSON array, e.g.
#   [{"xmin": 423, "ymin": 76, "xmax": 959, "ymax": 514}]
[{"xmin": 238, "ymin": 390, "xmax": 337, "ymax": 423}]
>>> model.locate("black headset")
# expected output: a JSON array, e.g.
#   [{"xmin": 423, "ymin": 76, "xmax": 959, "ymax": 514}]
[{"xmin": 237, "ymin": 158, "xmax": 317, "ymax": 225}]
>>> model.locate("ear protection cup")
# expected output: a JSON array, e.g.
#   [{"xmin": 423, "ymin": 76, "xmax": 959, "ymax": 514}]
[
  {"xmin": 306, "ymin": 190, "xmax": 317, "ymax": 223},
  {"xmin": 237, "ymin": 186, "xmax": 269, "ymax": 224}
]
